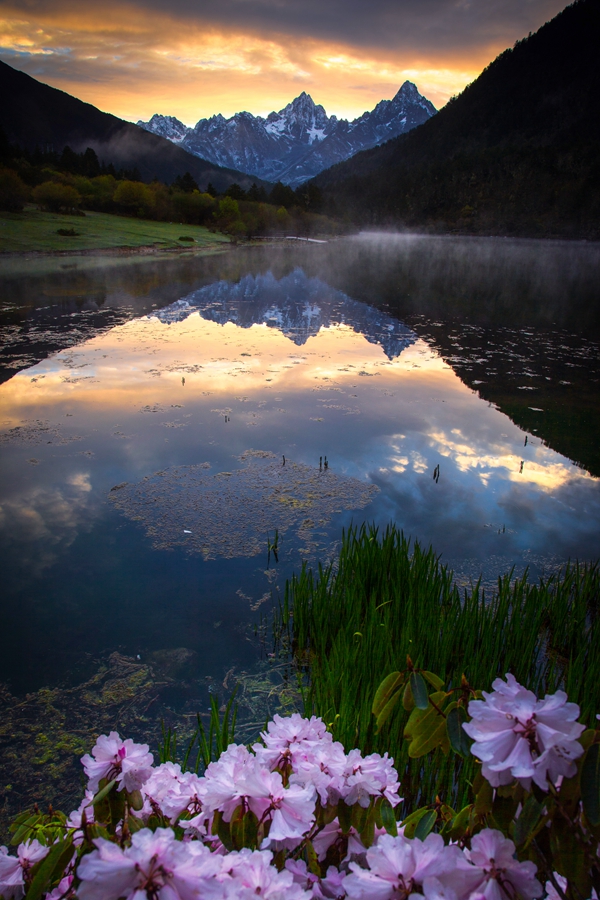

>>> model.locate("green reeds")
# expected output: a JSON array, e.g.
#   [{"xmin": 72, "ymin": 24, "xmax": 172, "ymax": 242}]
[
  {"xmin": 278, "ymin": 524, "xmax": 600, "ymax": 810},
  {"xmin": 159, "ymin": 689, "xmax": 238, "ymax": 774}
]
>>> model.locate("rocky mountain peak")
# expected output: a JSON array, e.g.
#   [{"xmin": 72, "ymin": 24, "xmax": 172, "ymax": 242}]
[{"xmin": 137, "ymin": 83, "xmax": 436, "ymax": 186}]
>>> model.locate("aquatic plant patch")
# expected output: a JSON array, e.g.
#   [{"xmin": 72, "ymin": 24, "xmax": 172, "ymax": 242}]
[{"xmin": 109, "ymin": 453, "xmax": 378, "ymax": 560}]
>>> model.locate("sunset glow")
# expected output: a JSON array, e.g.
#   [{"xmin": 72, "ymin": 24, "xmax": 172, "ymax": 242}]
[{"xmin": 0, "ymin": 0, "xmax": 567, "ymax": 122}]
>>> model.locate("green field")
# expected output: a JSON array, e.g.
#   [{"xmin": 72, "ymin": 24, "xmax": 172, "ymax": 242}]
[{"xmin": 0, "ymin": 207, "xmax": 230, "ymax": 253}]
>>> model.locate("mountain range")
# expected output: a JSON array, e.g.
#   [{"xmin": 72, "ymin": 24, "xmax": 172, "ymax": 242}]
[
  {"xmin": 154, "ymin": 269, "xmax": 417, "ymax": 359},
  {"xmin": 0, "ymin": 60, "xmax": 271, "ymax": 192},
  {"xmin": 313, "ymin": 0, "xmax": 600, "ymax": 238},
  {"xmin": 138, "ymin": 82, "xmax": 435, "ymax": 187}
]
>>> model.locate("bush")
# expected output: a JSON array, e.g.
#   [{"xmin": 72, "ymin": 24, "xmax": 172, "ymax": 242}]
[
  {"xmin": 0, "ymin": 168, "xmax": 29, "ymax": 211},
  {"xmin": 32, "ymin": 181, "xmax": 81, "ymax": 213},
  {"xmin": 112, "ymin": 180, "xmax": 155, "ymax": 217}
]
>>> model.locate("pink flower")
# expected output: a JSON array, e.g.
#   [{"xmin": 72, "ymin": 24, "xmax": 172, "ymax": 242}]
[
  {"xmin": 45, "ymin": 874, "xmax": 74, "ymax": 900},
  {"xmin": 0, "ymin": 840, "xmax": 49, "ymax": 900},
  {"xmin": 286, "ymin": 859, "xmax": 347, "ymax": 899},
  {"xmin": 254, "ymin": 714, "xmax": 330, "ymax": 771},
  {"xmin": 463, "ymin": 675, "xmax": 585, "ymax": 790},
  {"xmin": 344, "ymin": 833, "xmax": 461, "ymax": 900},
  {"xmin": 218, "ymin": 848, "xmax": 311, "ymax": 899},
  {"xmin": 342, "ymin": 749, "xmax": 401, "ymax": 809},
  {"xmin": 81, "ymin": 732, "xmax": 154, "ymax": 793},
  {"xmin": 464, "ymin": 829, "xmax": 542, "ymax": 900},
  {"xmin": 67, "ymin": 791, "xmax": 95, "ymax": 844},
  {"xmin": 201, "ymin": 749, "xmax": 316, "ymax": 848},
  {"xmin": 77, "ymin": 828, "xmax": 222, "ymax": 900},
  {"xmin": 139, "ymin": 762, "xmax": 206, "ymax": 822}
]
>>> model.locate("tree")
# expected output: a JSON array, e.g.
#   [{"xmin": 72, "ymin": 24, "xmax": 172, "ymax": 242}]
[
  {"xmin": 0, "ymin": 168, "xmax": 29, "ymax": 211},
  {"xmin": 205, "ymin": 182, "xmax": 218, "ymax": 197},
  {"xmin": 32, "ymin": 180, "xmax": 81, "ymax": 212},
  {"xmin": 247, "ymin": 182, "xmax": 267, "ymax": 202},
  {"xmin": 269, "ymin": 181, "xmax": 296, "ymax": 209},
  {"xmin": 173, "ymin": 172, "xmax": 199, "ymax": 194},
  {"xmin": 113, "ymin": 180, "xmax": 155, "ymax": 217},
  {"xmin": 224, "ymin": 183, "xmax": 247, "ymax": 201}
]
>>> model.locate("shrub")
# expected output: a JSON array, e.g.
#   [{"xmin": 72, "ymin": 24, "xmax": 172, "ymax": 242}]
[
  {"xmin": 112, "ymin": 180, "xmax": 155, "ymax": 217},
  {"xmin": 0, "ymin": 168, "xmax": 29, "ymax": 211},
  {"xmin": 32, "ymin": 181, "xmax": 81, "ymax": 213}
]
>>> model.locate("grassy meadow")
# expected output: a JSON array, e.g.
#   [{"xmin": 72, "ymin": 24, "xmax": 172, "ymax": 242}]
[
  {"xmin": 278, "ymin": 524, "xmax": 600, "ymax": 811},
  {"xmin": 0, "ymin": 207, "xmax": 230, "ymax": 253}
]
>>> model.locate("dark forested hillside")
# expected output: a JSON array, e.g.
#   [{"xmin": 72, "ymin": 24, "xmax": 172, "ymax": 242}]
[
  {"xmin": 314, "ymin": 0, "xmax": 600, "ymax": 238},
  {"xmin": 0, "ymin": 60, "xmax": 270, "ymax": 193}
]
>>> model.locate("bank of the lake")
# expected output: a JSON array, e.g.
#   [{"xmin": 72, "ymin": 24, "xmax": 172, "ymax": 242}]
[{"xmin": 0, "ymin": 207, "xmax": 230, "ymax": 254}]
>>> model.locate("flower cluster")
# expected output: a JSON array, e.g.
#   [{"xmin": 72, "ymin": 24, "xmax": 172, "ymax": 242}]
[
  {"xmin": 342, "ymin": 830, "xmax": 541, "ymax": 900},
  {"xmin": 463, "ymin": 674, "xmax": 586, "ymax": 790},
  {"xmin": 0, "ymin": 678, "xmax": 589, "ymax": 900}
]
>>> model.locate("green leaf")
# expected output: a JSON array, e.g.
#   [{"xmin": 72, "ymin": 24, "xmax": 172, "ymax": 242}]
[
  {"xmin": 513, "ymin": 795, "xmax": 543, "ymax": 847},
  {"xmin": 380, "ymin": 799, "xmax": 398, "ymax": 836},
  {"xmin": 375, "ymin": 692, "xmax": 402, "ymax": 732},
  {"xmin": 230, "ymin": 807, "xmax": 258, "ymax": 850},
  {"xmin": 582, "ymin": 742, "xmax": 600, "ymax": 826},
  {"xmin": 408, "ymin": 716, "xmax": 448, "ymax": 758},
  {"xmin": 402, "ymin": 680, "xmax": 415, "ymax": 712},
  {"xmin": 337, "ymin": 800, "xmax": 352, "ymax": 834},
  {"xmin": 446, "ymin": 706, "xmax": 471, "ymax": 757},
  {"xmin": 449, "ymin": 804, "xmax": 473, "ymax": 841},
  {"xmin": 351, "ymin": 802, "xmax": 369, "ymax": 833},
  {"xmin": 305, "ymin": 841, "xmax": 320, "ymax": 877},
  {"xmin": 372, "ymin": 672, "xmax": 404, "ymax": 717},
  {"xmin": 474, "ymin": 779, "xmax": 493, "ymax": 817},
  {"xmin": 414, "ymin": 809, "xmax": 437, "ymax": 840},
  {"xmin": 422, "ymin": 671, "xmax": 444, "ymax": 691},
  {"xmin": 25, "ymin": 836, "xmax": 73, "ymax": 900},
  {"xmin": 410, "ymin": 672, "xmax": 429, "ymax": 710},
  {"xmin": 89, "ymin": 778, "xmax": 117, "ymax": 807},
  {"xmin": 404, "ymin": 691, "xmax": 447, "ymax": 742},
  {"xmin": 401, "ymin": 808, "xmax": 430, "ymax": 839}
]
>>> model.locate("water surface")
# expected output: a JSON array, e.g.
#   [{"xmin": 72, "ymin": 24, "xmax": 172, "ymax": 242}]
[{"xmin": 1, "ymin": 234, "xmax": 599, "ymax": 706}]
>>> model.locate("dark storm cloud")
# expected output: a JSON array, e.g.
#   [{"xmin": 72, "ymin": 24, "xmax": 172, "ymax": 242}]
[{"xmin": 1, "ymin": 0, "xmax": 568, "ymax": 55}]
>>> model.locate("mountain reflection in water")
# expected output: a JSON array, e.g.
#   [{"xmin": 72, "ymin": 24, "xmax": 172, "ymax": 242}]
[{"xmin": 0, "ymin": 237, "xmax": 598, "ymax": 701}]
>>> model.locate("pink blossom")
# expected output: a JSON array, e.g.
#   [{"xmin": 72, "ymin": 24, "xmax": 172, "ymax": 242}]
[
  {"xmin": 0, "ymin": 840, "xmax": 49, "ymax": 900},
  {"xmin": 218, "ymin": 848, "xmax": 311, "ymax": 899},
  {"xmin": 139, "ymin": 762, "xmax": 205, "ymax": 822},
  {"xmin": 342, "ymin": 749, "xmax": 401, "ymax": 808},
  {"xmin": 77, "ymin": 828, "xmax": 222, "ymax": 900},
  {"xmin": 289, "ymin": 740, "xmax": 348, "ymax": 806},
  {"xmin": 67, "ymin": 791, "xmax": 95, "ymax": 844},
  {"xmin": 254, "ymin": 714, "xmax": 332, "ymax": 774},
  {"xmin": 81, "ymin": 732, "xmax": 154, "ymax": 793},
  {"xmin": 286, "ymin": 859, "xmax": 347, "ymax": 899},
  {"xmin": 45, "ymin": 874, "xmax": 74, "ymax": 900},
  {"xmin": 344, "ymin": 833, "xmax": 461, "ymax": 900},
  {"xmin": 463, "ymin": 675, "xmax": 585, "ymax": 790},
  {"xmin": 464, "ymin": 829, "xmax": 542, "ymax": 900}
]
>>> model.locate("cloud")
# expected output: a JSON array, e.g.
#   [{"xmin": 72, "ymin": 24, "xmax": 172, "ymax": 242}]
[{"xmin": 0, "ymin": 0, "xmax": 568, "ymax": 121}]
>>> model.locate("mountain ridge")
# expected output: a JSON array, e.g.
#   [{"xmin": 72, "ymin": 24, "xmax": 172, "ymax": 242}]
[
  {"xmin": 311, "ymin": 0, "xmax": 600, "ymax": 238},
  {"xmin": 138, "ymin": 82, "xmax": 435, "ymax": 186},
  {"xmin": 0, "ymin": 59, "xmax": 272, "ymax": 192}
]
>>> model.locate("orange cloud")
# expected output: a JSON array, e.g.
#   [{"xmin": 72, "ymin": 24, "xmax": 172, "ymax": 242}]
[{"xmin": 0, "ymin": 0, "xmax": 566, "ymax": 122}]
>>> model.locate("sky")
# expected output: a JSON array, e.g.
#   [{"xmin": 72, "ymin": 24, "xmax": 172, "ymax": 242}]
[{"xmin": 0, "ymin": 0, "xmax": 568, "ymax": 125}]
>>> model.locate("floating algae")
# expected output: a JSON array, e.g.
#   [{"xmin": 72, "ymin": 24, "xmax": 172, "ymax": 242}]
[{"xmin": 109, "ymin": 452, "xmax": 379, "ymax": 560}]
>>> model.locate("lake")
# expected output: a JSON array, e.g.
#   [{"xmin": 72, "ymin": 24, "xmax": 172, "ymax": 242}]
[{"xmin": 0, "ymin": 233, "xmax": 599, "ymax": 803}]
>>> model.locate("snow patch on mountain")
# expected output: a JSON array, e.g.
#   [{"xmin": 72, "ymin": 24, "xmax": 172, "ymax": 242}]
[{"xmin": 137, "ymin": 83, "xmax": 435, "ymax": 186}]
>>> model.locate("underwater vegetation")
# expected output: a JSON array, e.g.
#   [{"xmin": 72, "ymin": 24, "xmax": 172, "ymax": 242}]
[{"xmin": 277, "ymin": 523, "xmax": 600, "ymax": 811}]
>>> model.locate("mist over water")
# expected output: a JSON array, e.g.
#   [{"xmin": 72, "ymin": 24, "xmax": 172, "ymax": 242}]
[{"xmin": 0, "ymin": 233, "xmax": 598, "ymax": 703}]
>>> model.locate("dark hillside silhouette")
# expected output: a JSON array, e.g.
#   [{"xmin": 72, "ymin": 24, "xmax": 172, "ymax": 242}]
[
  {"xmin": 313, "ymin": 0, "xmax": 600, "ymax": 238},
  {"xmin": 0, "ymin": 60, "xmax": 271, "ymax": 193}
]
